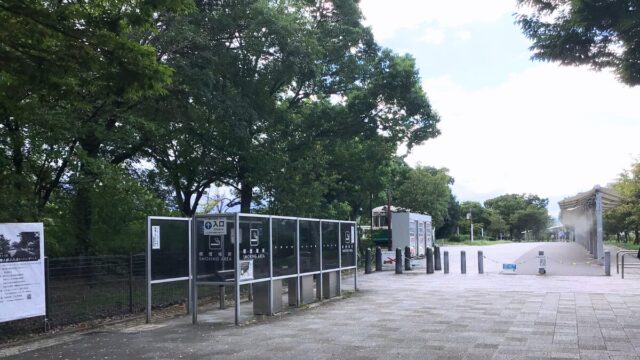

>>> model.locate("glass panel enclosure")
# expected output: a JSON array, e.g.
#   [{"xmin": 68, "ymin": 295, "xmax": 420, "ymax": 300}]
[
  {"xmin": 322, "ymin": 222, "xmax": 339, "ymax": 270},
  {"xmin": 239, "ymin": 216, "xmax": 271, "ymax": 280},
  {"xmin": 196, "ymin": 215, "xmax": 235, "ymax": 282},
  {"xmin": 150, "ymin": 219, "xmax": 190, "ymax": 281},
  {"xmin": 340, "ymin": 223, "xmax": 356, "ymax": 267},
  {"xmin": 272, "ymin": 218, "xmax": 297, "ymax": 276},
  {"xmin": 299, "ymin": 220, "xmax": 320, "ymax": 273}
]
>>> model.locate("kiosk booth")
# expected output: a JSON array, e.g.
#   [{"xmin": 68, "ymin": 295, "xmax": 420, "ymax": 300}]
[{"xmin": 146, "ymin": 213, "xmax": 357, "ymax": 325}]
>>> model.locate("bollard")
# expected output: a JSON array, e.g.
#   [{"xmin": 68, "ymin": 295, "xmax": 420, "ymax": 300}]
[
  {"xmin": 604, "ymin": 251, "xmax": 611, "ymax": 276},
  {"xmin": 461, "ymin": 251, "xmax": 466, "ymax": 274},
  {"xmin": 365, "ymin": 248, "xmax": 372, "ymax": 274},
  {"xmin": 478, "ymin": 251, "xmax": 484, "ymax": 274},
  {"xmin": 538, "ymin": 250, "xmax": 546, "ymax": 275},
  {"xmin": 404, "ymin": 246, "xmax": 412, "ymax": 271},
  {"xmin": 443, "ymin": 251, "xmax": 449, "ymax": 274},
  {"xmin": 395, "ymin": 248, "xmax": 403, "ymax": 274},
  {"xmin": 375, "ymin": 246, "xmax": 382, "ymax": 272},
  {"xmin": 434, "ymin": 246, "xmax": 442, "ymax": 271},
  {"xmin": 426, "ymin": 247, "xmax": 434, "ymax": 274},
  {"xmin": 219, "ymin": 285, "xmax": 226, "ymax": 309}
]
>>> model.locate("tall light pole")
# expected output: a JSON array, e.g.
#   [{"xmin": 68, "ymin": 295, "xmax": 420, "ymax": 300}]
[{"xmin": 467, "ymin": 212, "xmax": 474, "ymax": 242}]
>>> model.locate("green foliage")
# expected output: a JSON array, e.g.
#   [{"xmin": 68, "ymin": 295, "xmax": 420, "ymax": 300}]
[
  {"xmin": 516, "ymin": 0, "xmax": 640, "ymax": 86},
  {"xmin": 394, "ymin": 166, "xmax": 453, "ymax": 228},
  {"xmin": 45, "ymin": 164, "xmax": 168, "ymax": 256},
  {"xmin": 605, "ymin": 159, "xmax": 640, "ymax": 242},
  {"xmin": 484, "ymin": 193, "xmax": 551, "ymax": 239}
]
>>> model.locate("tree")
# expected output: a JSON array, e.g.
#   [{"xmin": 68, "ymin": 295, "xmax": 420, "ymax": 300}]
[
  {"xmin": 607, "ymin": 159, "xmax": 640, "ymax": 243},
  {"xmin": 517, "ymin": 0, "xmax": 640, "ymax": 86},
  {"xmin": 0, "ymin": 234, "xmax": 10, "ymax": 258},
  {"xmin": 485, "ymin": 193, "xmax": 550, "ymax": 239},
  {"xmin": 394, "ymin": 167, "xmax": 453, "ymax": 228},
  {"xmin": 146, "ymin": 1, "xmax": 440, "ymax": 218},
  {"xmin": 0, "ymin": 0, "xmax": 192, "ymax": 253}
]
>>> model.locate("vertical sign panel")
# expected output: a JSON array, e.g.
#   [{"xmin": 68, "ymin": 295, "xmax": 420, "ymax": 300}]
[{"xmin": 0, "ymin": 223, "xmax": 45, "ymax": 323}]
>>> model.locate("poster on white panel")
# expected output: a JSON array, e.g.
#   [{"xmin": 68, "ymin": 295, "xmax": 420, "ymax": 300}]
[{"xmin": 0, "ymin": 223, "xmax": 46, "ymax": 323}]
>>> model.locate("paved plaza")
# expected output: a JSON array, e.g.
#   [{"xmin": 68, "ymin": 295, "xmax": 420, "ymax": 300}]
[{"xmin": 3, "ymin": 243, "xmax": 640, "ymax": 360}]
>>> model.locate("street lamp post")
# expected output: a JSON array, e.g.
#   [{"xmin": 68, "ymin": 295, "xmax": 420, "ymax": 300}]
[{"xmin": 467, "ymin": 213, "xmax": 474, "ymax": 242}]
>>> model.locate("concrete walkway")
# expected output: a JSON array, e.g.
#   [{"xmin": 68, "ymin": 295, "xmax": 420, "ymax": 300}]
[{"xmin": 3, "ymin": 243, "xmax": 640, "ymax": 360}]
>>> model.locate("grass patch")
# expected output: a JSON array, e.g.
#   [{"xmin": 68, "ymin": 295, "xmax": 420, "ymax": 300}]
[
  {"xmin": 436, "ymin": 240, "xmax": 514, "ymax": 246},
  {"xmin": 605, "ymin": 240, "xmax": 640, "ymax": 251}
]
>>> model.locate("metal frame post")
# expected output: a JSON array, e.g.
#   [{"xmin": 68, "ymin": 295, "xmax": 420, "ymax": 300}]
[
  {"xmin": 319, "ymin": 221, "xmax": 323, "ymax": 300},
  {"xmin": 235, "ymin": 213, "xmax": 240, "ymax": 325},
  {"xmin": 191, "ymin": 215, "xmax": 198, "ymax": 324},
  {"xmin": 146, "ymin": 216, "xmax": 152, "ymax": 324},
  {"xmin": 354, "ymin": 224, "xmax": 358, "ymax": 291},
  {"xmin": 269, "ymin": 216, "xmax": 274, "ymax": 315},
  {"xmin": 296, "ymin": 219, "xmax": 301, "ymax": 306},
  {"xmin": 338, "ymin": 223, "xmax": 342, "ymax": 295}
]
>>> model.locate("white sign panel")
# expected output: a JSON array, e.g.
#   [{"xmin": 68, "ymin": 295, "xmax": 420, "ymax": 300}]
[
  {"xmin": 381, "ymin": 251, "xmax": 396, "ymax": 270},
  {"xmin": 239, "ymin": 260, "xmax": 254, "ymax": 280},
  {"xmin": 0, "ymin": 223, "xmax": 46, "ymax": 323},
  {"xmin": 204, "ymin": 219, "xmax": 226, "ymax": 236},
  {"xmin": 151, "ymin": 226, "xmax": 160, "ymax": 249}
]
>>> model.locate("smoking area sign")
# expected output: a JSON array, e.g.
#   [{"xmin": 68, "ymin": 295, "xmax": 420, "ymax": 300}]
[{"xmin": 204, "ymin": 219, "xmax": 226, "ymax": 236}]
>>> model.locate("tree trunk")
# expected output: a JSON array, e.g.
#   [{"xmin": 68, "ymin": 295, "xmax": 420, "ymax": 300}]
[
  {"xmin": 635, "ymin": 230, "xmax": 640, "ymax": 245},
  {"xmin": 240, "ymin": 181, "xmax": 253, "ymax": 214}
]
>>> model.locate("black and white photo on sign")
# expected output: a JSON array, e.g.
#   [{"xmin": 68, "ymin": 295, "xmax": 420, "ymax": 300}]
[
  {"xmin": 0, "ymin": 223, "xmax": 45, "ymax": 323},
  {"xmin": 0, "ymin": 225, "xmax": 41, "ymax": 263}
]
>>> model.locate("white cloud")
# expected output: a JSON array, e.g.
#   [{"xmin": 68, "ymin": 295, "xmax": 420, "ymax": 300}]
[
  {"xmin": 420, "ymin": 28, "xmax": 446, "ymax": 45},
  {"xmin": 456, "ymin": 30, "xmax": 472, "ymax": 41},
  {"xmin": 359, "ymin": 0, "xmax": 514, "ymax": 40},
  {"xmin": 407, "ymin": 64, "xmax": 640, "ymax": 216}
]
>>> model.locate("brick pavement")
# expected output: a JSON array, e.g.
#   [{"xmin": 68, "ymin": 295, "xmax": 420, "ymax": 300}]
[{"xmin": 3, "ymin": 243, "xmax": 640, "ymax": 360}]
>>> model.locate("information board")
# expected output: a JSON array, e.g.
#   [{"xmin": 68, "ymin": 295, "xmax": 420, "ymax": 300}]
[
  {"xmin": 149, "ymin": 218, "xmax": 190, "ymax": 281},
  {"xmin": 0, "ymin": 223, "xmax": 45, "ymax": 323}
]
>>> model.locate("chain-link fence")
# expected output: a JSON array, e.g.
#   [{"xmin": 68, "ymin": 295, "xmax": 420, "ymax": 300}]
[{"xmin": 0, "ymin": 254, "xmax": 204, "ymax": 343}]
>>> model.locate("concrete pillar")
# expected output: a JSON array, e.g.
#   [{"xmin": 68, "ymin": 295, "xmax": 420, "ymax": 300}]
[
  {"xmin": 461, "ymin": 251, "xmax": 466, "ymax": 274},
  {"xmin": 404, "ymin": 246, "xmax": 411, "ymax": 271},
  {"xmin": 595, "ymin": 187, "xmax": 604, "ymax": 264},
  {"xmin": 395, "ymin": 248, "xmax": 402, "ymax": 274},
  {"xmin": 426, "ymin": 247, "xmax": 434, "ymax": 274},
  {"xmin": 365, "ymin": 248, "xmax": 372, "ymax": 274},
  {"xmin": 604, "ymin": 250, "xmax": 611, "ymax": 276},
  {"xmin": 478, "ymin": 251, "xmax": 484, "ymax": 274},
  {"xmin": 443, "ymin": 251, "xmax": 449, "ymax": 274},
  {"xmin": 434, "ymin": 246, "xmax": 442, "ymax": 271}
]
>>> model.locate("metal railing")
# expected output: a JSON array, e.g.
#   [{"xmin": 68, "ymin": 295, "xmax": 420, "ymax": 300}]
[{"xmin": 619, "ymin": 250, "xmax": 640, "ymax": 279}]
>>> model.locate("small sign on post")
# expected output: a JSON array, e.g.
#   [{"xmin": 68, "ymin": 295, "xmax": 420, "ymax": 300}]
[
  {"xmin": 152, "ymin": 226, "xmax": 161, "ymax": 249},
  {"xmin": 501, "ymin": 263, "xmax": 517, "ymax": 274},
  {"xmin": 203, "ymin": 219, "xmax": 226, "ymax": 236},
  {"xmin": 538, "ymin": 251, "xmax": 546, "ymax": 275}
]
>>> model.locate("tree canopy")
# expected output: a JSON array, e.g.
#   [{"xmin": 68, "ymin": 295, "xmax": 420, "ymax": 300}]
[
  {"xmin": 0, "ymin": 0, "xmax": 441, "ymax": 255},
  {"xmin": 517, "ymin": 0, "xmax": 640, "ymax": 86}
]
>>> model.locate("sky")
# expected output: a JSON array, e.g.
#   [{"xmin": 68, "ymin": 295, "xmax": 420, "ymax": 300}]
[{"xmin": 359, "ymin": 0, "xmax": 640, "ymax": 218}]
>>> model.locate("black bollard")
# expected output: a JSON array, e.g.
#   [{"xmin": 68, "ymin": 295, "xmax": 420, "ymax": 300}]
[
  {"xmin": 426, "ymin": 247, "xmax": 434, "ymax": 274},
  {"xmin": 478, "ymin": 250, "xmax": 484, "ymax": 274},
  {"xmin": 443, "ymin": 251, "xmax": 449, "ymax": 274},
  {"xmin": 365, "ymin": 248, "xmax": 372, "ymax": 274},
  {"xmin": 434, "ymin": 246, "xmax": 442, "ymax": 271},
  {"xmin": 395, "ymin": 248, "xmax": 403, "ymax": 274},
  {"xmin": 404, "ymin": 246, "xmax": 411, "ymax": 271},
  {"xmin": 461, "ymin": 251, "xmax": 466, "ymax": 274},
  {"xmin": 375, "ymin": 246, "xmax": 382, "ymax": 272}
]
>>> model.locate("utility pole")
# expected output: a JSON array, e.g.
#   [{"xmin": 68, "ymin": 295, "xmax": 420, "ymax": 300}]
[{"xmin": 467, "ymin": 212, "xmax": 474, "ymax": 242}]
